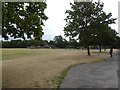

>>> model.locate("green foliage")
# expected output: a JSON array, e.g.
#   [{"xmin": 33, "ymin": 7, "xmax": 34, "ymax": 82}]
[
  {"xmin": 2, "ymin": 40, "xmax": 27, "ymax": 48},
  {"xmin": 49, "ymin": 40, "xmax": 55, "ymax": 47},
  {"xmin": 116, "ymin": 36, "xmax": 120, "ymax": 49},
  {"xmin": 64, "ymin": 1, "xmax": 117, "ymax": 55},
  {"xmin": 54, "ymin": 35, "xmax": 68, "ymax": 48},
  {"xmin": 2, "ymin": 2, "xmax": 48, "ymax": 40},
  {"xmin": 42, "ymin": 40, "xmax": 49, "ymax": 46},
  {"xmin": 2, "ymin": 39, "xmax": 49, "ymax": 48},
  {"xmin": 68, "ymin": 38, "xmax": 79, "ymax": 48},
  {"xmin": 48, "ymin": 37, "xmax": 80, "ymax": 49}
]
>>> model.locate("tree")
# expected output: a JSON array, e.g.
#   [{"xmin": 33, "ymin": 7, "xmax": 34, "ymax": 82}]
[
  {"xmin": 54, "ymin": 35, "xmax": 68, "ymax": 48},
  {"xmin": 68, "ymin": 38, "xmax": 79, "ymax": 48},
  {"xmin": 89, "ymin": 13, "xmax": 117, "ymax": 52},
  {"xmin": 64, "ymin": 1, "xmax": 116, "ymax": 55},
  {"xmin": 2, "ymin": 2, "xmax": 48, "ymax": 40},
  {"xmin": 89, "ymin": 24, "xmax": 117, "ymax": 52},
  {"xmin": 42, "ymin": 40, "xmax": 49, "ymax": 46},
  {"xmin": 97, "ymin": 28, "xmax": 117, "ymax": 52},
  {"xmin": 116, "ymin": 36, "xmax": 120, "ymax": 49},
  {"xmin": 49, "ymin": 40, "xmax": 55, "ymax": 47}
]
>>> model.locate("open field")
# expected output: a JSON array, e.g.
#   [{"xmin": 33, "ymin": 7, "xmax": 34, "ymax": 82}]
[{"xmin": 2, "ymin": 48, "xmax": 115, "ymax": 88}]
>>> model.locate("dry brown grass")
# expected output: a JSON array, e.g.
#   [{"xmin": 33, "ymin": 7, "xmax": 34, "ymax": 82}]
[{"xmin": 2, "ymin": 49, "xmax": 115, "ymax": 88}]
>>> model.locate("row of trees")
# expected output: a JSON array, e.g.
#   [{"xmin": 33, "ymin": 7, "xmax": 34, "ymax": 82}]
[
  {"xmin": 2, "ymin": 35, "xmax": 77, "ymax": 48},
  {"xmin": 2, "ymin": 39, "xmax": 48, "ymax": 48},
  {"xmin": 2, "ymin": 35, "xmax": 120, "ymax": 49},
  {"xmin": 2, "ymin": 1, "xmax": 120, "ymax": 55}
]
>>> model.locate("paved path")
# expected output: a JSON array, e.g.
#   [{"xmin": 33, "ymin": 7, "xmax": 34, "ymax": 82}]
[{"xmin": 61, "ymin": 51, "xmax": 119, "ymax": 88}]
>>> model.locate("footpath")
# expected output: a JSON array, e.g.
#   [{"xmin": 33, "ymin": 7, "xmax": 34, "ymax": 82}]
[{"xmin": 61, "ymin": 51, "xmax": 119, "ymax": 88}]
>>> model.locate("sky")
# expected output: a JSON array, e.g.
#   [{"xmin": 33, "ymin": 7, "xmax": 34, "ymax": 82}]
[
  {"xmin": 42, "ymin": 0, "xmax": 73, "ymax": 40},
  {"xmin": 42, "ymin": 0, "xmax": 120, "ymax": 41},
  {"xmin": 0, "ymin": 0, "xmax": 120, "ymax": 41}
]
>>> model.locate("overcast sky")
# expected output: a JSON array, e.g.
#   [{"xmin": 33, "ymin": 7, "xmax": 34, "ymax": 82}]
[
  {"xmin": 42, "ymin": 0, "xmax": 120, "ymax": 41},
  {"xmin": 0, "ymin": 0, "xmax": 119, "ymax": 41}
]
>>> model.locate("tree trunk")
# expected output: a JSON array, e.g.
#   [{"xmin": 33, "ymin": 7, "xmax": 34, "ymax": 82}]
[
  {"xmin": 99, "ymin": 45, "xmax": 101, "ymax": 52},
  {"xmin": 87, "ymin": 46, "xmax": 90, "ymax": 55}
]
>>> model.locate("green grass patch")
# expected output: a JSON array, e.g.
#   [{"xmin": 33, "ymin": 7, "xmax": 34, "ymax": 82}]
[{"xmin": 2, "ymin": 49, "xmax": 52, "ymax": 60}]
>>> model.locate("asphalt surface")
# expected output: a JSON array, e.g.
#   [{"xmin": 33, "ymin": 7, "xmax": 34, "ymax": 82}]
[{"xmin": 61, "ymin": 51, "xmax": 119, "ymax": 88}]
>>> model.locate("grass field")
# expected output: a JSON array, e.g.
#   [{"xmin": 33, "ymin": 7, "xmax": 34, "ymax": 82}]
[{"xmin": 2, "ymin": 48, "xmax": 112, "ymax": 88}]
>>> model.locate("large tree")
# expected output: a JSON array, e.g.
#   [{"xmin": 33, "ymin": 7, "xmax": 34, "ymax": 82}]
[
  {"xmin": 2, "ymin": 2, "xmax": 48, "ymax": 40},
  {"xmin": 64, "ymin": 1, "xmax": 116, "ymax": 55},
  {"xmin": 54, "ymin": 35, "xmax": 68, "ymax": 48}
]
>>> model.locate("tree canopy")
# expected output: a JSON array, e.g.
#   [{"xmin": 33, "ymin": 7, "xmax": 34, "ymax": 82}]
[
  {"xmin": 54, "ymin": 35, "xmax": 68, "ymax": 48},
  {"xmin": 2, "ymin": 2, "xmax": 48, "ymax": 40},
  {"xmin": 64, "ymin": 1, "xmax": 117, "ymax": 55}
]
